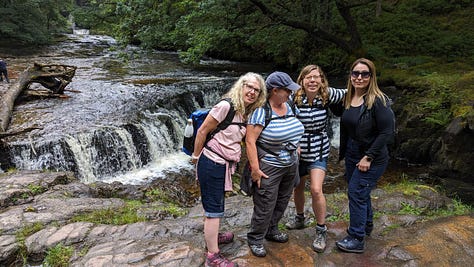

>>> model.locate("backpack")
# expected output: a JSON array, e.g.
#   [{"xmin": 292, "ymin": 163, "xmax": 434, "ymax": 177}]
[{"xmin": 182, "ymin": 98, "xmax": 246, "ymax": 156}]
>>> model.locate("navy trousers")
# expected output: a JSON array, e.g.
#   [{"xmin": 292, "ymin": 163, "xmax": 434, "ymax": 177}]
[{"xmin": 344, "ymin": 139, "xmax": 388, "ymax": 239}]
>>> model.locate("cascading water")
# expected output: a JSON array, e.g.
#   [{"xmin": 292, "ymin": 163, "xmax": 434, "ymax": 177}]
[
  {"xmin": 0, "ymin": 32, "xmax": 339, "ymax": 185},
  {"xmin": 0, "ymin": 33, "xmax": 242, "ymax": 183},
  {"xmin": 3, "ymin": 80, "xmax": 233, "ymax": 183}
]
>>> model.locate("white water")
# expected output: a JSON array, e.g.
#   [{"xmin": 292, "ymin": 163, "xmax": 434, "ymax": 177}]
[
  {"xmin": 100, "ymin": 152, "xmax": 194, "ymax": 185},
  {"xmin": 3, "ymin": 32, "xmax": 341, "ymax": 185}
]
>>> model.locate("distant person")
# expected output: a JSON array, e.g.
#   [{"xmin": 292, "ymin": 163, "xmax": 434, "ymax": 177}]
[
  {"xmin": 246, "ymin": 71, "xmax": 304, "ymax": 257},
  {"xmin": 334, "ymin": 58, "xmax": 395, "ymax": 253},
  {"xmin": 192, "ymin": 72, "xmax": 267, "ymax": 267},
  {"xmin": 285, "ymin": 65, "xmax": 346, "ymax": 253},
  {"xmin": 0, "ymin": 58, "xmax": 9, "ymax": 83}
]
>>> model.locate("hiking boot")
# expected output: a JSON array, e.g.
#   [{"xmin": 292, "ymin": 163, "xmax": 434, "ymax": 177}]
[
  {"xmin": 312, "ymin": 225, "xmax": 327, "ymax": 252},
  {"xmin": 265, "ymin": 232, "xmax": 289, "ymax": 243},
  {"xmin": 335, "ymin": 235, "xmax": 365, "ymax": 253},
  {"xmin": 365, "ymin": 222, "xmax": 374, "ymax": 236},
  {"xmin": 285, "ymin": 214, "xmax": 305, "ymax": 230},
  {"xmin": 205, "ymin": 251, "xmax": 238, "ymax": 267},
  {"xmin": 249, "ymin": 244, "xmax": 267, "ymax": 257},
  {"xmin": 218, "ymin": 232, "xmax": 234, "ymax": 244}
]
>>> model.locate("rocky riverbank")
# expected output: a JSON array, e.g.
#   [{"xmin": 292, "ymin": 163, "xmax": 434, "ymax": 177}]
[{"xmin": 0, "ymin": 169, "xmax": 473, "ymax": 266}]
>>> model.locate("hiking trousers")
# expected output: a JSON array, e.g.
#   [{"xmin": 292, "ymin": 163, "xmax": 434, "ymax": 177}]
[
  {"xmin": 344, "ymin": 138, "xmax": 388, "ymax": 239},
  {"xmin": 247, "ymin": 160, "xmax": 297, "ymax": 245}
]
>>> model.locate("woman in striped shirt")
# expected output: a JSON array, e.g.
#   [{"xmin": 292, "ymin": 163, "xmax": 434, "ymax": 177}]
[
  {"xmin": 286, "ymin": 65, "xmax": 346, "ymax": 253},
  {"xmin": 246, "ymin": 71, "xmax": 304, "ymax": 258}
]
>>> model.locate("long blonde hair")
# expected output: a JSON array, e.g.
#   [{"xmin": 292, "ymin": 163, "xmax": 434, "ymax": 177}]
[
  {"xmin": 294, "ymin": 65, "xmax": 329, "ymax": 106},
  {"xmin": 224, "ymin": 72, "xmax": 267, "ymax": 118},
  {"xmin": 344, "ymin": 58, "xmax": 387, "ymax": 109}
]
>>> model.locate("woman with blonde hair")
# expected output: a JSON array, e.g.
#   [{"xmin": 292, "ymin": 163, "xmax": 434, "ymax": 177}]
[
  {"xmin": 335, "ymin": 58, "xmax": 395, "ymax": 253},
  {"xmin": 192, "ymin": 72, "xmax": 267, "ymax": 267},
  {"xmin": 286, "ymin": 65, "xmax": 345, "ymax": 253}
]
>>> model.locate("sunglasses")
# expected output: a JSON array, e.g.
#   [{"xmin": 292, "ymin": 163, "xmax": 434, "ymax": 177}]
[{"xmin": 351, "ymin": 71, "xmax": 371, "ymax": 79}]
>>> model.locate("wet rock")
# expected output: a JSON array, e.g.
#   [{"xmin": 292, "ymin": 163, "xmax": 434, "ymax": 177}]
[{"xmin": 0, "ymin": 170, "xmax": 473, "ymax": 267}]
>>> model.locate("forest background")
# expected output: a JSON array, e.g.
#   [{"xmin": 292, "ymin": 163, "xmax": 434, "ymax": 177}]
[{"xmin": 0, "ymin": 0, "xmax": 473, "ymax": 179}]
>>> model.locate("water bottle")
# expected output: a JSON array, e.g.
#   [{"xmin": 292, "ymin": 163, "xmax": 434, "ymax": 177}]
[{"xmin": 184, "ymin": 119, "xmax": 194, "ymax": 138}]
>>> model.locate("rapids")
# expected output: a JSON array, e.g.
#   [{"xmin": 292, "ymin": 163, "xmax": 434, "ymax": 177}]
[{"xmin": 0, "ymin": 33, "xmax": 285, "ymax": 184}]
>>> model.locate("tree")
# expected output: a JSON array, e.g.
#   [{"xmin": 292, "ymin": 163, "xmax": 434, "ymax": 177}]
[
  {"xmin": 0, "ymin": 63, "xmax": 77, "ymax": 133},
  {"xmin": 248, "ymin": 0, "xmax": 372, "ymax": 57},
  {"xmin": 171, "ymin": 0, "xmax": 383, "ymax": 68},
  {"xmin": 0, "ymin": 0, "xmax": 74, "ymax": 45}
]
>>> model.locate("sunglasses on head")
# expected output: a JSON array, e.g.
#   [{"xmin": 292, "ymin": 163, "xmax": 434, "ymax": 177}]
[{"xmin": 351, "ymin": 71, "xmax": 371, "ymax": 79}]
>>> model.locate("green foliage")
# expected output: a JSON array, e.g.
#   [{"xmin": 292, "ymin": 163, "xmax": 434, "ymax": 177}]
[
  {"xmin": 43, "ymin": 243, "xmax": 74, "ymax": 267},
  {"xmin": 160, "ymin": 203, "xmax": 187, "ymax": 217},
  {"xmin": 16, "ymin": 222, "xmax": 45, "ymax": 265},
  {"xmin": 70, "ymin": 200, "xmax": 146, "ymax": 225},
  {"xmin": 398, "ymin": 202, "xmax": 423, "ymax": 215},
  {"xmin": 0, "ymin": 0, "xmax": 74, "ymax": 45},
  {"xmin": 145, "ymin": 188, "xmax": 171, "ymax": 202},
  {"xmin": 427, "ymin": 198, "xmax": 472, "ymax": 217},
  {"xmin": 365, "ymin": 0, "xmax": 474, "ymax": 63},
  {"xmin": 27, "ymin": 184, "xmax": 45, "ymax": 195},
  {"xmin": 381, "ymin": 58, "xmax": 472, "ymax": 127}
]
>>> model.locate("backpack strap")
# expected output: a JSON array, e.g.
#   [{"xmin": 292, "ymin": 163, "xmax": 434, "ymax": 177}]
[
  {"xmin": 205, "ymin": 98, "xmax": 246, "ymax": 144},
  {"xmin": 257, "ymin": 100, "xmax": 297, "ymax": 156},
  {"xmin": 261, "ymin": 100, "xmax": 296, "ymax": 131}
]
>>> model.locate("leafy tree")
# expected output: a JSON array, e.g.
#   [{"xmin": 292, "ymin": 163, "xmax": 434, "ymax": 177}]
[
  {"xmin": 71, "ymin": 0, "xmax": 118, "ymax": 34},
  {"xmin": 0, "ymin": 0, "xmax": 73, "ymax": 45}
]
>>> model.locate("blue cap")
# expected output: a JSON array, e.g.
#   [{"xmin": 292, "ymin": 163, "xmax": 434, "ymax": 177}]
[{"xmin": 265, "ymin": 71, "xmax": 300, "ymax": 91}]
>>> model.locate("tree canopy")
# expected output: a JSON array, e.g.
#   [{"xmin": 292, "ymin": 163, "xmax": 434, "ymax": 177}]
[
  {"xmin": 1, "ymin": 0, "xmax": 473, "ymax": 73},
  {"xmin": 0, "ymin": 0, "xmax": 74, "ymax": 46}
]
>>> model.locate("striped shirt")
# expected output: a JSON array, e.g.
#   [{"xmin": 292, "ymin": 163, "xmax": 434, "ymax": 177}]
[
  {"xmin": 248, "ymin": 102, "xmax": 304, "ymax": 167},
  {"xmin": 296, "ymin": 87, "xmax": 346, "ymax": 162}
]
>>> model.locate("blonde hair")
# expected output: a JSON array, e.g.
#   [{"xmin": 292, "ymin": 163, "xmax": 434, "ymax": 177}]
[
  {"xmin": 344, "ymin": 58, "xmax": 388, "ymax": 109},
  {"xmin": 224, "ymin": 72, "xmax": 267, "ymax": 118},
  {"xmin": 294, "ymin": 65, "xmax": 329, "ymax": 106}
]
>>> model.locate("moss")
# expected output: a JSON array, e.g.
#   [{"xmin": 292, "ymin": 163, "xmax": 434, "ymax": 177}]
[
  {"xmin": 43, "ymin": 243, "xmax": 74, "ymax": 267},
  {"xmin": 70, "ymin": 200, "xmax": 147, "ymax": 225}
]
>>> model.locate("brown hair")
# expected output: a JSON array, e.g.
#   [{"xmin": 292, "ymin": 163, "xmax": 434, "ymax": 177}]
[
  {"xmin": 294, "ymin": 65, "xmax": 329, "ymax": 106},
  {"xmin": 344, "ymin": 58, "xmax": 387, "ymax": 109}
]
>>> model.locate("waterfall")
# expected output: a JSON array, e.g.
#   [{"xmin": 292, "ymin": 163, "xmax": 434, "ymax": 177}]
[{"xmin": 3, "ymin": 80, "xmax": 232, "ymax": 184}]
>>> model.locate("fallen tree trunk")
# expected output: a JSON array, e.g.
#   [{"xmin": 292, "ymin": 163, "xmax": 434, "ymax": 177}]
[{"xmin": 0, "ymin": 63, "xmax": 76, "ymax": 133}]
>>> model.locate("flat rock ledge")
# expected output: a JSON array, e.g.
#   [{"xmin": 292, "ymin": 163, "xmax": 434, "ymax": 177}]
[{"xmin": 0, "ymin": 170, "xmax": 473, "ymax": 266}]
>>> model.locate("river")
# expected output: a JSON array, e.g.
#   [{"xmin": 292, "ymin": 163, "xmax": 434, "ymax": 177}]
[
  {"xmin": 1, "ymin": 33, "xmax": 280, "ymax": 184},
  {"xmin": 2, "ymin": 33, "xmax": 472, "ymax": 206}
]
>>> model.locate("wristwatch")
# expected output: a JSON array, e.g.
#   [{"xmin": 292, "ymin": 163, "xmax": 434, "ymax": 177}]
[{"xmin": 365, "ymin": 156, "xmax": 373, "ymax": 162}]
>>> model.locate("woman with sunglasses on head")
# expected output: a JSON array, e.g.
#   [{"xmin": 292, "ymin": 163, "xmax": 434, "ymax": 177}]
[
  {"xmin": 285, "ymin": 65, "xmax": 346, "ymax": 253},
  {"xmin": 193, "ymin": 72, "xmax": 267, "ymax": 267},
  {"xmin": 335, "ymin": 58, "xmax": 395, "ymax": 253},
  {"xmin": 246, "ymin": 71, "xmax": 304, "ymax": 257}
]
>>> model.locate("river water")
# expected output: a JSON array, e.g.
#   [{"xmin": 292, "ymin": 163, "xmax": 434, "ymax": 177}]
[
  {"xmin": 2, "ymin": 33, "xmax": 473, "ymax": 206},
  {"xmin": 1, "ymin": 33, "xmax": 282, "ymax": 184}
]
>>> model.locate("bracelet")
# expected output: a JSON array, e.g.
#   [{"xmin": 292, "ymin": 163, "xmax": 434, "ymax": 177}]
[{"xmin": 191, "ymin": 154, "xmax": 199, "ymax": 160}]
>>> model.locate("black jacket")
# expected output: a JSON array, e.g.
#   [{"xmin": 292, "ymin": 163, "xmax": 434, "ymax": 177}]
[{"xmin": 338, "ymin": 96, "xmax": 395, "ymax": 164}]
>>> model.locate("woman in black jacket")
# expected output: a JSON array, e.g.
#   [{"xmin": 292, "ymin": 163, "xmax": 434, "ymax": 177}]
[{"xmin": 335, "ymin": 58, "xmax": 395, "ymax": 253}]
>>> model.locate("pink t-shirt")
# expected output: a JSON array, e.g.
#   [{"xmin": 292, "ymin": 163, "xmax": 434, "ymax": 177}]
[{"xmin": 201, "ymin": 100, "xmax": 246, "ymax": 191}]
